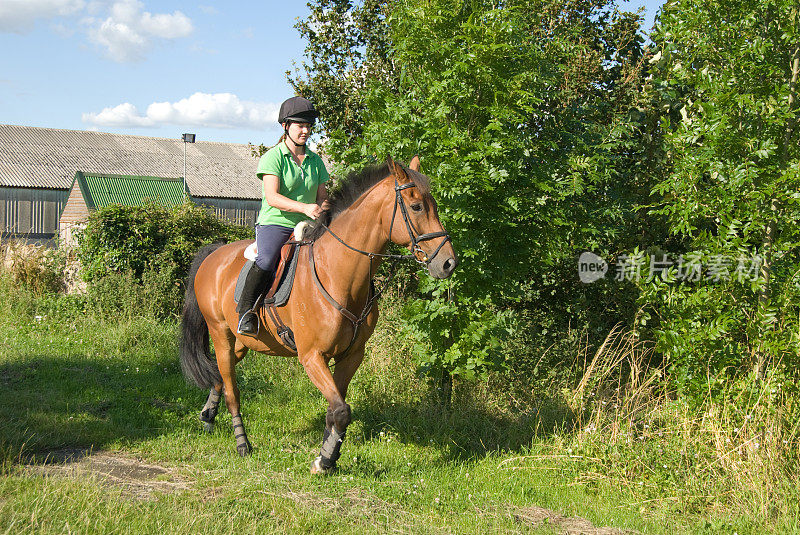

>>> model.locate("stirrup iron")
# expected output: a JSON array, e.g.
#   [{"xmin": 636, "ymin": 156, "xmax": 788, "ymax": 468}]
[{"xmin": 237, "ymin": 306, "xmax": 261, "ymax": 336}]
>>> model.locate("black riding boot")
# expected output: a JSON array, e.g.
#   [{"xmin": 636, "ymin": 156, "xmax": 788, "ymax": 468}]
[{"xmin": 237, "ymin": 263, "xmax": 271, "ymax": 336}]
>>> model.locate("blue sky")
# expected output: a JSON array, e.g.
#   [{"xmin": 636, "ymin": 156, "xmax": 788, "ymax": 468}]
[{"xmin": 0, "ymin": 0, "xmax": 665, "ymax": 147}]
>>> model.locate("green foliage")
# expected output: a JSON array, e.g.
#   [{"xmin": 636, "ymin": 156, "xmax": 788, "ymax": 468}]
[
  {"xmin": 75, "ymin": 201, "xmax": 250, "ymax": 318},
  {"xmin": 289, "ymin": 0, "xmax": 397, "ymax": 163},
  {"xmin": 77, "ymin": 201, "xmax": 249, "ymax": 283},
  {"xmin": 293, "ymin": 0, "xmax": 800, "ymax": 399},
  {"xmin": 403, "ymin": 290, "xmax": 511, "ymax": 380},
  {"xmin": 644, "ymin": 0, "xmax": 800, "ymax": 388},
  {"xmin": 296, "ymin": 0, "xmax": 656, "ymax": 379}
]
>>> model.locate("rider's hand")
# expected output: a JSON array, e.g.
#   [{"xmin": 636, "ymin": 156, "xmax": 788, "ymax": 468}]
[
  {"xmin": 303, "ymin": 203, "xmax": 323, "ymax": 220},
  {"xmin": 320, "ymin": 199, "xmax": 332, "ymax": 212}
]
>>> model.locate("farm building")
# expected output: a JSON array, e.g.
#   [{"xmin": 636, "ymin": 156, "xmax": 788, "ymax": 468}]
[
  {"xmin": 59, "ymin": 172, "xmax": 188, "ymax": 247},
  {"xmin": 0, "ymin": 124, "xmax": 263, "ymax": 242}
]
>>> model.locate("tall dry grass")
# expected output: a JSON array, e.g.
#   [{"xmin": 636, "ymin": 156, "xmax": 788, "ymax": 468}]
[
  {"xmin": 566, "ymin": 326, "xmax": 800, "ymax": 525},
  {"xmin": 0, "ymin": 237, "xmax": 67, "ymax": 295}
]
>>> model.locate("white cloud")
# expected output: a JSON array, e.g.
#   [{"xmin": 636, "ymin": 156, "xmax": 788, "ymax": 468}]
[
  {"xmin": 0, "ymin": 0, "xmax": 84, "ymax": 33},
  {"xmin": 1, "ymin": 0, "xmax": 193, "ymax": 62},
  {"xmin": 82, "ymin": 102, "xmax": 154, "ymax": 127},
  {"xmin": 190, "ymin": 44, "xmax": 218, "ymax": 55},
  {"xmin": 84, "ymin": 0, "xmax": 192, "ymax": 62},
  {"xmin": 83, "ymin": 92, "xmax": 280, "ymax": 130}
]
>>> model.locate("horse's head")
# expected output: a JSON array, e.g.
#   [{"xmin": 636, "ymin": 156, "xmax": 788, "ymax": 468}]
[{"xmin": 385, "ymin": 156, "xmax": 458, "ymax": 279}]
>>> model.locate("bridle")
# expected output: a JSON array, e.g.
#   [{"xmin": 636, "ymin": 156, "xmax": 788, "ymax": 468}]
[
  {"xmin": 317, "ymin": 175, "xmax": 451, "ymax": 265},
  {"xmin": 306, "ymin": 172, "xmax": 452, "ymax": 359},
  {"xmin": 390, "ymin": 178, "xmax": 451, "ymax": 265}
]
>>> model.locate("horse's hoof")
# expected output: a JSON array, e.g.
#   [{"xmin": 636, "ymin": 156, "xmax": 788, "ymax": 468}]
[
  {"xmin": 310, "ymin": 456, "xmax": 336, "ymax": 475},
  {"xmin": 199, "ymin": 408, "xmax": 217, "ymax": 433},
  {"xmin": 237, "ymin": 441, "xmax": 252, "ymax": 457}
]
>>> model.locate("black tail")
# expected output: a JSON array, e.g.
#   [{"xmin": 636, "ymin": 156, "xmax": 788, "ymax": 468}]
[{"xmin": 180, "ymin": 242, "xmax": 225, "ymax": 389}]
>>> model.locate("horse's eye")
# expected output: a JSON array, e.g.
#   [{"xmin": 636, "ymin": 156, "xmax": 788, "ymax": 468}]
[{"xmin": 411, "ymin": 203, "xmax": 423, "ymax": 212}]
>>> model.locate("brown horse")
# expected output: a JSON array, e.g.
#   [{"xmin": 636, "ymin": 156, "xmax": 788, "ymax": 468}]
[{"xmin": 179, "ymin": 156, "xmax": 457, "ymax": 473}]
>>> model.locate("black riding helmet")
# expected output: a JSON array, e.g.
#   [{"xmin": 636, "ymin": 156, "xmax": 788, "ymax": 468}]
[{"xmin": 278, "ymin": 96, "xmax": 319, "ymax": 125}]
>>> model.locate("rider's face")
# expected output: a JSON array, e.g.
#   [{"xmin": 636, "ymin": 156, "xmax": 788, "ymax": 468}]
[{"xmin": 285, "ymin": 121, "xmax": 313, "ymax": 145}]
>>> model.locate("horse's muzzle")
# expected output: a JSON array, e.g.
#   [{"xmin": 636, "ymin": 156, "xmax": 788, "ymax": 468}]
[{"xmin": 428, "ymin": 253, "xmax": 458, "ymax": 279}]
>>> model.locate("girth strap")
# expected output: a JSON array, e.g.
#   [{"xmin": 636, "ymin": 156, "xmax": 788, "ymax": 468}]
[{"xmin": 265, "ymin": 302, "xmax": 297, "ymax": 353}]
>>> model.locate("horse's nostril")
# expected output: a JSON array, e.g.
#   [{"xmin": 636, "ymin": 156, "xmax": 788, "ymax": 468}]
[{"xmin": 443, "ymin": 258, "xmax": 453, "ymax": 272}]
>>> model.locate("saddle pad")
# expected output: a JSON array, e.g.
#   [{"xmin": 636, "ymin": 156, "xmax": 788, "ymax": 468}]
[
  {"xmin": 269, "ymin": 244, "xmax": 300, "ymax": 306},
  {"xmin": 243, "ymin": 242, "xmax": 257, "ymax": 261},
  {"xmin": 233, "ymin": 260, "xmax": 255, "ymax": 305},
  {"xmin": 233, "ymin": 245, "xmax": 301, "ymax": 308}
]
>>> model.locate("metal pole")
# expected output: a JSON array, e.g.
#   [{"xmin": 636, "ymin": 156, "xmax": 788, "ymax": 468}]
[
  {"xmin": 183, "ymin": 140, "xmax": 187, "ymax": 202},
  {"xmin": 181, "ymin": 133, "xmax": 194, "ymax": 202}
]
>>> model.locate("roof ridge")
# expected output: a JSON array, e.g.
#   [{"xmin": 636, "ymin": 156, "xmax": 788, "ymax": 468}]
[
  {"xmin": 79, "ymin": 171, "xmax": 183, "ymax": 181},
  {"xmin": 0, "ymin": 123, "xmax": 258, "ymax": 148}
]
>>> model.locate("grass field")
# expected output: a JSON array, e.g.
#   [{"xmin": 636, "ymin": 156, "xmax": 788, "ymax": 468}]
[{"xmin": 0, "ymin": 278, "xmax": 797, "ymax": 534}]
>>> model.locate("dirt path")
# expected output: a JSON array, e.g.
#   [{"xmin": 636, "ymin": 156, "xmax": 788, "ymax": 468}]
[
  {"xmin": 23, "ymin": 448, "xmax": 191, "ymax": 500},
  {"xmin": 513, "ymin": 505, "xmax": 635, "ymax": 534}
]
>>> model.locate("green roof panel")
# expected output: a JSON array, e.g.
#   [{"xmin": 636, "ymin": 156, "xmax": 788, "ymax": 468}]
[{"xmin": 75, "ymin": 172, "xmax": 188, "ymax": 210}]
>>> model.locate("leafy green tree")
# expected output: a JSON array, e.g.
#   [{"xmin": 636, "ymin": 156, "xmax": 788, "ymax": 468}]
[
  {"xmin": 644, "ymin": 0, "xmax": 800, "ymax": 389},
  {"xmin": 294, "ymin": 0, "xmax": 656, "ymax": 390},
  {"xmin": 288, "ymin": 0, "xmax": 397, "ymax": 163}
]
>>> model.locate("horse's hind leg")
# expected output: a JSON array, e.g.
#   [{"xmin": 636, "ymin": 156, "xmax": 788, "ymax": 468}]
[
  {"xmin": 199, "ymin": 385, "xmax": 223, "ymax": 432},
  {"xmin": 198, "ymin": 340, "xmax": 248, "ymax": 432},
  {"xmin": 211, "ymin": 327, "xmax": 252, "ymax": 456}
]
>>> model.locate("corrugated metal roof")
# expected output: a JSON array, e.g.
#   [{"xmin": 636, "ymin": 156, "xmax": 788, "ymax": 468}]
[
  {"xmin": 76, "ymin": 172, "xmax": 186, "ymax": 210},
  {"xmin": 0, "ymin": 124, "xmax": 264, "ymax": 200}
]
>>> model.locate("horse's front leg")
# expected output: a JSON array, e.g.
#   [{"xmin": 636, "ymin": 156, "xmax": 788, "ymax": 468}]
[
  {"xmin": 301, "ymin": 348, "xmax": 363, "ymax": 474},
  {"xmin": 321, "ymin": 349, "xmax": 366, "ymax": 471}
]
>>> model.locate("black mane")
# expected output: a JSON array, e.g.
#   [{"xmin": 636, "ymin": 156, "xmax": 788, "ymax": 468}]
[{"xmin": 307, "ymin": 161, "xmax": 430, "ymax": 241}]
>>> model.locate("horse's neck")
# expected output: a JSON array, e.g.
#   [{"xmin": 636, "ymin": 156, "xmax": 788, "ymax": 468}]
[{"xmin": 313, "ymin": 182, "xmax": 390, "ymax": 304}]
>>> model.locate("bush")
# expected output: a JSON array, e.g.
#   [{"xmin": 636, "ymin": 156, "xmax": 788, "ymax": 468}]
[
  {"xmin": 294, "ymin": 0, "xmax": 655, "ymax": 385},
  {"xmin": 75, "ymin": 201, "xmax": 251, "ymax": 318}
]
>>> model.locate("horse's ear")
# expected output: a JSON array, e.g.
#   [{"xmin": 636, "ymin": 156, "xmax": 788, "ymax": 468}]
[
  {"xmin": 409, "ymin": 155, "xmax": 420, "ymax": 171},
  {"xmin": 386, "ymin": 155, "xmax": 408, "ymax": 180}
]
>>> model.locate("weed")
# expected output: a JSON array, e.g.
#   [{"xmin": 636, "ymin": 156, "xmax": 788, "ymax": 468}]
[
  {"xmin": 0, "ymin": 238, "xmax": 66, "ymax": 295},
  {"xmin": 558, "ymin": 327, "xmax": 800, "ymax": 529}
]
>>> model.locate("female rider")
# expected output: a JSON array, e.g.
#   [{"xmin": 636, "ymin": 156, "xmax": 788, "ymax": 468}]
[{"xmin": 237, "ymin": 96, "xmax": 330, "ymax": 336}]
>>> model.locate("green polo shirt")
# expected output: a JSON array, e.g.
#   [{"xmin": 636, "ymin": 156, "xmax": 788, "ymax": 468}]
[{"xmin": 255, "ymin": 142, "xmax": 330, "ymax": 227}]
